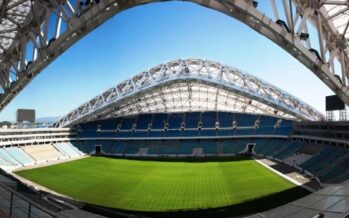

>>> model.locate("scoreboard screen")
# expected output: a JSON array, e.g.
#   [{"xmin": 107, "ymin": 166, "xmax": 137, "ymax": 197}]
[
  {"xmin": 16, "ymin": 109, "xmax": 35, "ymax": 123},
  {"xmin": 326, "ymin": 95, "xmax": 345, "ymax": 111}
]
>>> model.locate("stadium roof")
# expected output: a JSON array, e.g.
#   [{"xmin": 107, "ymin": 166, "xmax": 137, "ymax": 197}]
[
  {"xmin": 54, "ymin": 59, "xmax": 324, "ymax": 127},
  {"xmin": 323, "ymin": 0, "xmax": 349, "ymax": 39},
  {"xmin": 0, "ymin": 0, "xmax": 31, "ymax": 53},
  {"xmin": 0, "ymin": 1, "xmax": 348, "ymax": 115}
]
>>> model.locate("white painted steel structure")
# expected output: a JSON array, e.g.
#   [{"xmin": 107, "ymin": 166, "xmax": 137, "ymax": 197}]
[
  {"xmin": 55, "ymin": 59, "xmax": 323, "ymax": 127},
  {"xmin": 0, "ymin": 0, "xmax": 349, "ymax": 111}
]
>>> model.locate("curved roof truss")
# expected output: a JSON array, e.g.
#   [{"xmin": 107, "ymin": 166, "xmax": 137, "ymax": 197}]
[
  {"xmin": 0, "ymin": 0, "xmax": 348, "ymax": 113},
  {"xmin": 55, "ymin": 59, "xmax": 323, "ymax": 127}
]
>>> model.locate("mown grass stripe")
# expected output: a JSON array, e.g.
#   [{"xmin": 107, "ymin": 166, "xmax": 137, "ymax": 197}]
[{"xmin": 16, "ymin": 156, "xmax": 304, "ymax": 212}]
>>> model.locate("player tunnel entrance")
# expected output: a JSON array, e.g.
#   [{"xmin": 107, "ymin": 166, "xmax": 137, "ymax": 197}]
[{"xmin": 246, "ymin": 143, "xmax": 255, "ymax": 154}]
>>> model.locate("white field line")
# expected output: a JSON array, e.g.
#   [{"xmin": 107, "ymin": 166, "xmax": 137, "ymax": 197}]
[{"xmin": 253, "ymin": 158, "xmax": 315, "ymax": 192}]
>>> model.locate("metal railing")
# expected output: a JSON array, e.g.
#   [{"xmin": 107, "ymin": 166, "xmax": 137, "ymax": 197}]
[{"xmin": 0, "ymin": 183, "xmax": 57, "ymax": 218}]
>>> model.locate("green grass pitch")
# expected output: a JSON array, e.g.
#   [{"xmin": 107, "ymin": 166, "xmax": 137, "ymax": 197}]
[{"xmin": 16, "ymin": 156, "xmax": 308, "ymax": 213}]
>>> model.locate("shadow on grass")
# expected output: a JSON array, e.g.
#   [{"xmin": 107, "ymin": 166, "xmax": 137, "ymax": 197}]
[
  {"xmin": 93, "ymin": 154, "xmax": 252, "ymax": 163},
  {"xmin": 82, "ymin": 186, "xmax": 310, "ymax": 218}
]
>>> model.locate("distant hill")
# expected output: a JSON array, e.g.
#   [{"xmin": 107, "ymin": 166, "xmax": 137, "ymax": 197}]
[
  {"xmin": 0, "ymin": 121, "xmax": 11, "ymax": 127},
  {"xmin": 36, "ymin": 116, "xmax": 60, "ymax": 123}
]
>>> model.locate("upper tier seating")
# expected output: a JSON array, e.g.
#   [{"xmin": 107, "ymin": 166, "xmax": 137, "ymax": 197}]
[
  {"xmin": 136, "ymin": 114, "xmax": 152, "ymax": 130},
  {"xmin": 120, "ymin": 117, "xmax": 136, "ymax": 130},
  {"xmin": 202, "ymin": 112, "xmax": 216, "ymax": 128},
  {"xmin": 76, "ymin": 112, "xmax": 294, "ymax": 138},
  {"xmin": 168, "ymin": 113, "xmax": 184, "ymax": 129},
  {"xmin": 235, "ymin": 113, "xmax": 256, "ymax": 127},
  {"xmin": 21, "ymin": 144, "xmax": 63, "ymax": 162},
  {"xmin": 100, "ymin": 119, "xmax": 118, "ymax": 130},
  {"xmin": 218, "ymin": 112, "xmax": 233, "ymax": 128},
  {"xmin": 152, "ymin": 114, "xmax": 167, "ymax": 129},
  {"xmin": 185, "ymin": 112, "xmax": 201, "ymax": 128}
]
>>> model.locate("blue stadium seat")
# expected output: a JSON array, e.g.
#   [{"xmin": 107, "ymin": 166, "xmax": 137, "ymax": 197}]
[
  {"xmin": 202, "ymin": 112, "xmax": 216, "ymax": 128},
  {"xmin": 218, "ymin": 112, "xmax": 233, "ymax": 128},
  {"xmin": 235, "ymin": 128, "xmax": 254, "ymax": 135},
  {"xmin": 179, "ymin": 140, "xmax": 196, "ymax": 154},
  {"xmin": 235, "ymin": 113, "xmax": 256, "ymax": 127},
  {"xmin": 99, "ymin": 119, "xmax": 118, "ymax": 130},
  {"xmin": 136, "ymin": 114, "xmax": 152, "ymax": 130},
  {"xmin": 185, "ymin": 112, "xmax": 200, "ymax": 128},
  {"xmin": 201, "ymin": 140, "xmax": 217, "ymax": 154},
  {"xmin": 168, "ymin": 113, "xmax": 184, "ymax": 129},
  {"xmin": 120, "ymin": 117, "xmax": 136, "ymax": 130},
  {"xmin": 152, "ymin": 113, "xmax": 168, "ymax": 129}
]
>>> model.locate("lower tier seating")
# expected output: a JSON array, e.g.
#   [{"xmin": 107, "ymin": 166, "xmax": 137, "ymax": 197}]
[
  {"xmin": 4, "ymin": 147, "xmax": 34, "ymax": 166},
  {"xmin": 70, "ymin": 139, "xmax": 349, "ymax": 184},
  {"xmin": 21, "ymin": 144, "xmax": 63, "ymax": 162},
  {"xmin": 54, "ymin": 142, "xmax": 83, "ymax": 157}
]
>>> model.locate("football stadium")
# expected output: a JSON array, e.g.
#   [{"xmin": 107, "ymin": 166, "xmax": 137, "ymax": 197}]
[{"xmin": 0, "ymin": 0, "xmax": 348, "ymax": 218}]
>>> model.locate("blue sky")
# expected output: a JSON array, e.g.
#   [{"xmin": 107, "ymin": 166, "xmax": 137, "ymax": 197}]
[{"xmin": 0, "ymin": 2, "xmax": 332, "ymax": 121}]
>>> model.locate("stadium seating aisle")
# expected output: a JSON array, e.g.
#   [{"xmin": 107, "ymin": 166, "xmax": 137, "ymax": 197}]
[{"xmin": 284, "ymin": 153, "xmax": 312, "ymax": 166}]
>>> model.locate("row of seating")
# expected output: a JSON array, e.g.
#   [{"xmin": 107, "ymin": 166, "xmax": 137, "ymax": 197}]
[
  {"xmin": 22, "ymin": 145, "xmax": 63, "ymax": 162},
  {"xmin": 72, "ymin": 139, "xmax": 296, "ymax": 157},
  {"xmin": 299, "ymin": 146, "xmax": 349, "ymax": 183},
  {"xmin": 78, "ymin": 126, "xmax": 293, "ymax": 138},
  {"xmin": 78, "ymin": 112, "xmax": 293, "ymax": 132},
  {"xmin": 0, "ymin": 142, "xmax": 84, "ymax": 167},
  {"xmin": 55, "ymin": 143, "xmax": 84, "ymax": 157}
]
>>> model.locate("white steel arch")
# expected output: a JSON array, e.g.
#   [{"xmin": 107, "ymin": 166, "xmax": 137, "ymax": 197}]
[
  {"xmin": 55, "ymin": 59, "xmax": 324, "ymax": 127},
  {"xmin": 0, "ymin": 0, "xmax": 349, "ymax": 111}
]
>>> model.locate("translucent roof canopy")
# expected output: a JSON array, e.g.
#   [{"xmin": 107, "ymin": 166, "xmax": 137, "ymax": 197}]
[
  {"xmin": 0, "ymin": 0, "xmax": 31, "ymax": 53},
  {"xmin": 55, "ymin": 59, "xmax": 324, "ymax": 127},
  {"xmin": 323, "ymin": 0, "xmax": 349, "ymax": 39},
  {"xmin": 0, "ymin": 0, "xmax": 348, "ymax": 116}
]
